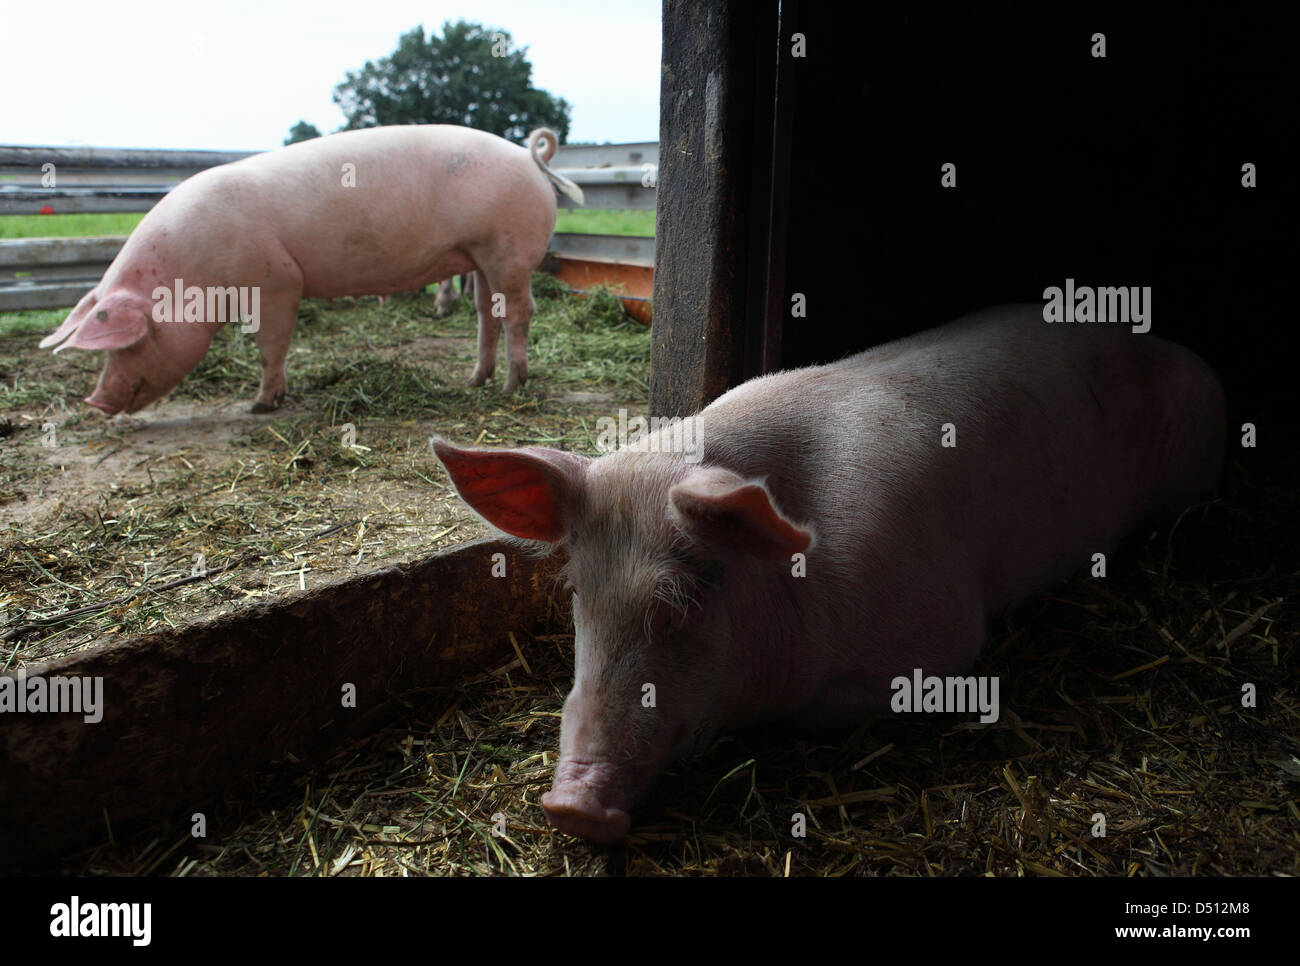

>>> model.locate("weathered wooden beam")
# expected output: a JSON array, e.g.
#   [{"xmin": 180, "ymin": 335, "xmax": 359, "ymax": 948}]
[
  {"xmin": 650, "ymin": 0, "xmax": 782, "ymax": 418},
  {"xmin": 0, "ymin": 539, "xmax": 565, "ymax": 870},
  {"xmin": 0, "ymin": 145, "xmax": 257, "ymax": 169}
]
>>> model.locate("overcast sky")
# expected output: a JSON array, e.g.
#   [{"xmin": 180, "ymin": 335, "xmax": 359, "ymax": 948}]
[{"xmin": 2, "ymin": 0, "xmax": 662, "ymax": 150}]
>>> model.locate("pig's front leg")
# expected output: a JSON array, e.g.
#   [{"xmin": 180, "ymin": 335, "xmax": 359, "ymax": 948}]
[
  {"xmin": 468, "ymin": 269, "xmax": 499, "ymax": 387},
  {"xmin": 249, "ymin": 293, "xmax": 300, "ymax": 413}
]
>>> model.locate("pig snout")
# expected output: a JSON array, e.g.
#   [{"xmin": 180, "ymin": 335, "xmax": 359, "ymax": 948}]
[
  {"xmin": 83, "ymin": 397, "xmax": 119, "ymax": 416},
  {"xmin": 542, "ymin": 760, "xmax": 633, "ymax": 844},
  {"xmin": 541, "ymin": 682, "xmax": 647, "ymax": 842},
  {"xmin": 84, "ymin": 358, "xmax": 150, "ymax": 416},
  {"xmin": 83, "ymin": 393, "xmax": 120, "ymax": 416},
  {"xmin": 542, "ymin": 679, "xmax": 695, "ymax": 843}
]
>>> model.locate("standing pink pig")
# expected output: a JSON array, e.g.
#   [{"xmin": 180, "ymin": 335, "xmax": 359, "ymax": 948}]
[
  {"xmin": 433, "ymin": 306, "xmax": 1225, "ymax": 842},
  {"xmin": 40, "ymin": 126, "xmax": 583, "ymax": 414}
]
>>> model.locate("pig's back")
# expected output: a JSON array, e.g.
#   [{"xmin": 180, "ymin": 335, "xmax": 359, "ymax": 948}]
[
  {"xmin": 700, "ymin": 305, "xmax": 1224, "ymax": 614},
  {"xmin": 130, "ymin": 126, "xmax": 552, "ymax": 295},
  {"xmin": 250, "ymin": 126, "xmax": 548, "ymax": 278}
]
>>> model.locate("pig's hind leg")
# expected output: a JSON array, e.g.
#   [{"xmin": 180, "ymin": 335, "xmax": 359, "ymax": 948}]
[
  {"xmin": 474, "ymin": 261, "xmax": 536, "ymax": 393},
  {"xmin": 501, "ymin": 279, "xmax": 538, "ymax": 393}
]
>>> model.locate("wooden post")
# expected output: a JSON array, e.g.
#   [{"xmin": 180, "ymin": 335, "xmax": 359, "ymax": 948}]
[{"xmin": 650, "ymin": 0, "xmax": 783, "ymax": 417}]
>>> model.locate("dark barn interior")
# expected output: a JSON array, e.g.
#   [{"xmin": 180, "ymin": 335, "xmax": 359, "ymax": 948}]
[{"xmin": 653, "ymin": 3, "xmax": 1295, "ymax": 465}]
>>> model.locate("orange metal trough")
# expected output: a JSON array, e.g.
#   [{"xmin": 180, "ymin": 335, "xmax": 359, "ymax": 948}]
[{"xmin": 550, "ymin": 255, "xmax": 653, "ymax": 325}]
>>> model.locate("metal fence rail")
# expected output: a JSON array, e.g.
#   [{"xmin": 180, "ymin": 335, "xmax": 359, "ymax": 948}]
[{"xmin": 0, "ymin": 139, "xmax": 657, "ymax": 311}]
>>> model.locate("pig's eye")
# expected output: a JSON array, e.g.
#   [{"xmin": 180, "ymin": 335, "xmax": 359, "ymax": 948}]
[
  {"xmin": 669, "ymin": 547, "xmax": 726, "ymax": 589},
  {"xmin": 696, "ymin": 557, "xmax": 725, "ymax": 589},
  {"xmin": 646, "ymin": 599, "xmax": 684, "ymax": 638}
]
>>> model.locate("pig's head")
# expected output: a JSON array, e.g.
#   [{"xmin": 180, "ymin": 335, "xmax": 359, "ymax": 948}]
[
  {"xmin": 41, "ymin": 289, "xmax": 211, "ymax": 415},
  {"xmin": 433, "ymin": 438, "xmax": 813, "ymax": 843}
]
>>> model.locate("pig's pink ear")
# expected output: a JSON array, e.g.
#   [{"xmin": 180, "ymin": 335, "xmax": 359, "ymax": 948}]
[
  {"xmin": 432, "ymin": 439, "xmax": 589, "ymax": 543},
  {"xmin": 62, "ymin": 304, "xmax": 150, "ymax": 351},
  {"xmin": 39, "ymin": 311, "xmax": 86, "ymax": 350},
  {"xmin": 670, "ymin": 469, "xmax": 813, "ymax": 561},
  {"xmin": 39, "ymin": 289, "xmax": 100, "ymax": 349},
  {"xmin": 51, "ymin": 293, "xmax": 152, "ymax": 353}
]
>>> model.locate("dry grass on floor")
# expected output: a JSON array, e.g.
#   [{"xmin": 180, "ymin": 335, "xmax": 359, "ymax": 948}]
[{"xmin": 1, "ymin": 279, "xmax": 646, "ymax": 667}]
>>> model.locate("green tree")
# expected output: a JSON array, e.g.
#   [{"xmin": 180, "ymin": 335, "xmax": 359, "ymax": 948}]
[
  {"xmin": 284, "ymin": 120, "xmax": 323, "ymax": 145},
  {"xmin": 332, "ymin": 21, "xmax": 572, "ymax": 143}
]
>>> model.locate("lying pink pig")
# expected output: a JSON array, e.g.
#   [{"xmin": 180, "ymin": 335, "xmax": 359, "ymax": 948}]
[{"xmin": 434, "ymin": 306, "xmax": 1225, "ymax": 842}]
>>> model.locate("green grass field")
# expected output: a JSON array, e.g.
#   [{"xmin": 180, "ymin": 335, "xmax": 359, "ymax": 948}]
[
  {"xmin": 0, "ymin": 213, "xmax": 145, "ymax": 238},
  {"xmin": 0, "ymin": 208, "xmax": 654, "ymax": 239}
]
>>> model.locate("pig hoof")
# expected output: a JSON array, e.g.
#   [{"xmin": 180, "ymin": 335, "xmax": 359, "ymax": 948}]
[
  {"xmin": 468, "ymin": 373, "xmax": 490, "ymax": 387},
  {"xmin": 250, "ymin": 392, "xmax": 285, "ymax": 414}
]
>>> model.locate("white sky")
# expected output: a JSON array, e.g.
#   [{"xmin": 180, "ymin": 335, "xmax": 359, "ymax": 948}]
[{"xmin": 1, "ymin": 0, "xmax": 661, "ymax": 150}]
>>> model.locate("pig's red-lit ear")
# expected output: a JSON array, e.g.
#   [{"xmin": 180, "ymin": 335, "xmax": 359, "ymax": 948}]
[
  {"xmin": 432, "ymin": 439, "xmax": 589, "ymax": 543},
  {"xmin": 669, "ymin": 468, "xmax": 812, "ymax": 561}
]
